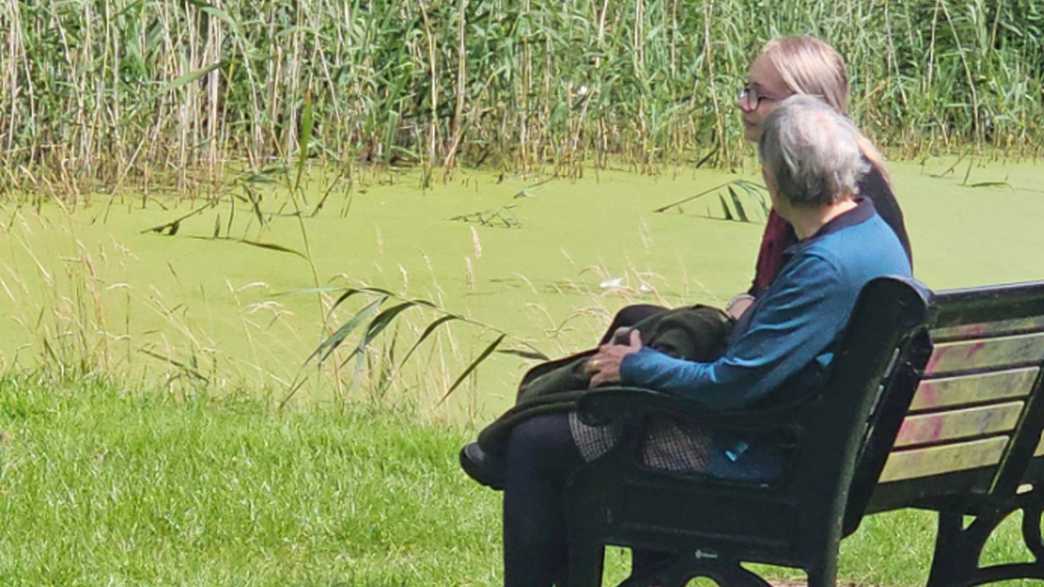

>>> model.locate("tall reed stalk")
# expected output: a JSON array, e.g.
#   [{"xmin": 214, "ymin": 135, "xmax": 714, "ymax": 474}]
[{"xmin": 0, "ymin": 0, "xmax": 1041, "ymax": 194}]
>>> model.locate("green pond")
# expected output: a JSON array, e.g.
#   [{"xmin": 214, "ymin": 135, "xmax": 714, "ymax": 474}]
[{"xmin": 2, "ymin": 158, "xmax": 1042, "ymax": 421}]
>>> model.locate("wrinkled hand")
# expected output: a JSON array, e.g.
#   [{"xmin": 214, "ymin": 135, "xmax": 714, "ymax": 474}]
[{"xmin": 585, "ymin": 329, "xmax": 643, "ymax": 388}]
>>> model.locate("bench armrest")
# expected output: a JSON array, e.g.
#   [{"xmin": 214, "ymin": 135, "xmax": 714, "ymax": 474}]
[{"xmin": 576, "ymin": 385, "xmax": 807, "ymax": 432}]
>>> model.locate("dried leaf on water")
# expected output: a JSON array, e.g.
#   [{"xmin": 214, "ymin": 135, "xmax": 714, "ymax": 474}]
[{"xmin": 236, "ymin": 239, "xmax": 308, "ymax": 259}]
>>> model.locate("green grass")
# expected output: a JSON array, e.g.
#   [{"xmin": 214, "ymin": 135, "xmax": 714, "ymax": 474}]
[
  {"xmin": 1, "ymin": 376, "xmax": 1041, "ymax": 586},
  {"xmin": 0, "ymin": 376, "xmax": 502, "ymax": 585}
]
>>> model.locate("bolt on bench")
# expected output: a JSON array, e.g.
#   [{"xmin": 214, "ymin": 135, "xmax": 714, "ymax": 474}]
[{"xmin": 563, "ymin": 276, "xmax": 1044, "ymax": 587}]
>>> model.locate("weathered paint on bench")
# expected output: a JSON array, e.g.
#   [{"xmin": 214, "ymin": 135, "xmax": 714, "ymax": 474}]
[
  {"xmin": 895, "ymin": 401, "xmax": 1023, "ymax": 447},
  {"xmin": 881, "ymin": 436, "xmax": 1009, "ymax": 482},
  {"xmin": 884, "ymin": 326, "xmax": 1044, "ymax": 482},
  {"xmin": 933, "ymin": 315, "xmax": 1044, "ymax": 342},
  {"xmin": 909, "ymin": 367, "xmax": 1039, "ymax": 411},
  {"xmin": 924, "ymin": 332, "xmax": 1044, "ymax": 374}
]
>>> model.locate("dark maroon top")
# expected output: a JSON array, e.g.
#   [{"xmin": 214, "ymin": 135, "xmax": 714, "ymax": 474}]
[{"xmin": 749, "ymin": 163, "xmax": 912, "ymax": 295}]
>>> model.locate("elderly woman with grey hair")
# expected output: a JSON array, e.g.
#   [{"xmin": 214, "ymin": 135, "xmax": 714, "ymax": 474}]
[{"xmin": 493, "ymin": 95, "xmax": 912, "ymax": 587}]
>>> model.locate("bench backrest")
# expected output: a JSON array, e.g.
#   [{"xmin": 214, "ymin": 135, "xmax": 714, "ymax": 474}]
[
  {"xmin": 855, "ymin": 281, "xmax": 1044, "ymax": 525},
  {"xmin": 779, "ymin": 277, "xmax": 930, "ymax": 548}
]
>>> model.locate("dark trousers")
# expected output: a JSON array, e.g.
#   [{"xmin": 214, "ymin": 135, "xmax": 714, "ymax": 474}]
[
  {"xmin": 502, "ymin": 305, "xmax": 672, "ymax": 586},
  {"xmin": 502, "ymin": 413, "xmax": 584, "ymax": 586}
]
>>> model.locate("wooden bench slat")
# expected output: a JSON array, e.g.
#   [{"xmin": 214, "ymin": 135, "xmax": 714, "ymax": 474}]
[
  {"xmin": 910, "ymin": 367, "xmax": 1040, "ymax": 411},
  {"xmin": 880, "ymin": 436, "xmax": 1009, "ymax": 482},
  {"xmin": 895, "ymin": 401, "xmax": 1024, "ymax": 447},
  {"xmin": 924, "ymin": 332, "xmax": 1044, "ymax": 375},
  {"xmin": 932, "ymin": 316, "xmax": 1044, "ymax": 342}
]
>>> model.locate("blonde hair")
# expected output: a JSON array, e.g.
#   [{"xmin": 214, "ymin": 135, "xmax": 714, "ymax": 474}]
[{"xmin": 758, "ymin": 35, "xmax": 890, "ymax": 187}]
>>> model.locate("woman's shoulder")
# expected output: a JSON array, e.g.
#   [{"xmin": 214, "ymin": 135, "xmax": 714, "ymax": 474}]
[
  {"xmin": 801, "ymin": 213, "xmax": 907, "ymax": 271},
  {"xmin": 857, "ymin": 160, "xmax": 913, "ymax": 264}
]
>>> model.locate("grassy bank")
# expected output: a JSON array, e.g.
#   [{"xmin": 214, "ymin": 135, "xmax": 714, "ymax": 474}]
[
  {"xmin": 0, "ymin": 376, "xmax": 501, "ymax": 585},
  {"xmin": 2, "ymin": 1, "xmax": 1042, "ymax": 193},
  {"xmin": 0, "ymin": 376, "xmax": 1039, "ymax": 586}
]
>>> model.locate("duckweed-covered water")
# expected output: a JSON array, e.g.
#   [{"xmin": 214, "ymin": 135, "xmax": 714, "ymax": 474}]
[{"xmin": 1, "ymin": 158, "xmax": 1042, "ymax": 420}]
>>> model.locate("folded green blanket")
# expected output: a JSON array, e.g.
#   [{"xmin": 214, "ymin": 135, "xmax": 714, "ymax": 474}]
[{"xmin": 477, "ymin": 305, "xmax": 732, "ymax": 454}]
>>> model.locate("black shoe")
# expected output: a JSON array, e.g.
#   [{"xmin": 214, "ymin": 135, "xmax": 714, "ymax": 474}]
[{"xmin": 459, "ymin": 442, "xmax": 506, "ymax": 490}]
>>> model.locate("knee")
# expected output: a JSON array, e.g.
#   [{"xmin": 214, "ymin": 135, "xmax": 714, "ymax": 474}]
[
  {"xmin": 609, "ymin": 304, "xmax": 665, "ymax": 333},
  {"xmin": 508, "ymin": 415, "xmax": 557, "ymax": 460},
  {"xmin": 505, "ymin": 414, "xmax": 576, "ymax": 474}
]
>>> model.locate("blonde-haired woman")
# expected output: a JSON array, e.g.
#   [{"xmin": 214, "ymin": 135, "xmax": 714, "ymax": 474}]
[
  {"xmin": 564, "ymin": 35, "xmax": 911, "ymax": 340},
  {"xmin": 738, "ymin": 35, "xmax": 911, "ymax": 301}
]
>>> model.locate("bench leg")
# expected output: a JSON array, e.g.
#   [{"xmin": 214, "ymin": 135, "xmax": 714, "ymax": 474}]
[
  {"xmin": 961, "ymin": 501, "xmax": 1044, "ymax": 585},
  {"xmin": 564, "ymin": 543, "xmax": 605, "ymax": 587},
  {"xmin": 926, "ymin": 510, "xmax": 996, "ymax": 587},
  {"xmin": 924, "ymin": 507, "xmax": 1044, "ymax": 586},
  {"xmin": 1022, "ymin": 501, "xmax": 1044, "ymax": 562},
  {"xmin": 805, "ymin": 563, "xmax": 838, "ymax": 587},
  {"xmin": 801, "ymin": 529, "xmax": 840, "ymax": 587}
]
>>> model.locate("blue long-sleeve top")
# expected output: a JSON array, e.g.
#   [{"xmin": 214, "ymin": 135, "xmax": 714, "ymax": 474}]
[{"xmin": 620, "ymin": 198, "xmax": 912, "ymax": 411}]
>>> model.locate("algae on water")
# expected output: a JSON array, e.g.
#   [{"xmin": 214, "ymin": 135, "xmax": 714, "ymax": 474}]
[{"xmin": 1, "ymin": 161, "xmax": 1042, "ymax": 418}]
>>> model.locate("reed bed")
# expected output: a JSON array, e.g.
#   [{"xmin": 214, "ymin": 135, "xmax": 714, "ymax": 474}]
[{"xmin": 1, "ymin": 0, "xmax": 1042, "ymax": 194}]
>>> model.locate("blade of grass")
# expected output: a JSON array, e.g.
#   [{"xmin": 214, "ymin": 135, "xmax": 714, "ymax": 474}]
[
  {"xmin": 437, "ymin": 333, "xmax": 506, "ymax": 405},
  {"xmin": 293, "ymin": 92, "xmax": 314, "ymax": 197},
  {"xmin": 397, "ymin": 314, "xmax": 460, "ymax": 370},
  {"xmin": 727, "ymin": 186, "xmax": 749, "ymax": 223},
  {"xmin": 653, "ymin": 181, "xmax": 731, "ymax": 213},
  {"xmin": 340, "ymin": 301, "xmax": 422, "ymax": 365},
  {"xmin": 497, "ymin": 348, "xmax": 550, "ymax": 361},
  {"xmin": 306, "ymin": 296, "xmax": 386, "ymax": 364}
]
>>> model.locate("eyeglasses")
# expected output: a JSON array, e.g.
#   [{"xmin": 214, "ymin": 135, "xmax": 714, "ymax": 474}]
[{"xmin": 737, "ymin": 84, "xmax": 786, "ymax": 111}]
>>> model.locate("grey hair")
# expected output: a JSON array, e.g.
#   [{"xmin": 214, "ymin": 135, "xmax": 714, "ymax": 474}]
[{"xmin": 757, "ymin": 95, "xmax": 869, "ymax": 207}]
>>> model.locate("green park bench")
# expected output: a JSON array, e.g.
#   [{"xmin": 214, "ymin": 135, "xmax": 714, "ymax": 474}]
[{"xmin": 564, "ymin": 276, "xmax": 1044, "ymax": 587}]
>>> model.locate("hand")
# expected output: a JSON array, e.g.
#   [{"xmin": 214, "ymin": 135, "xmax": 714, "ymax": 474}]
[
  {"xmin": 725, "ymin": 294, "xmax": 756, "ymax": 320},
  {"xmin": 585, "ymin": 329, "xmax": 643, "ymax": 388}
]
